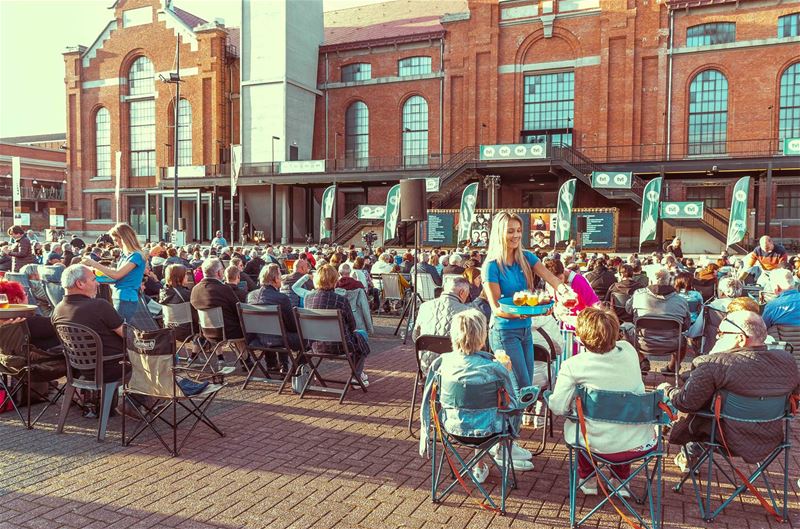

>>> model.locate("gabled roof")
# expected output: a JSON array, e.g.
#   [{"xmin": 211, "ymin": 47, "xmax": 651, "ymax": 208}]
[
  {"xmin": 1, "ymin": 133, "xmax": 66, "ymax": 144},
  {"xmin": 172, "ymin": 4, "xmax": 207, "ymax": 29}
]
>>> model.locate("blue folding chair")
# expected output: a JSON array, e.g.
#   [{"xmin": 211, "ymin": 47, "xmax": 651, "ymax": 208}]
[
  {"xmin": 556, "ymin": 386, "xmax": 672, "ymax": 529},
  {"xmin": 429, "ymin": 377, "xmax": 533, "ymax": 515},
  {"xmin": 673, "ymin": 390, "xmax": 794, "ymax": 523}
]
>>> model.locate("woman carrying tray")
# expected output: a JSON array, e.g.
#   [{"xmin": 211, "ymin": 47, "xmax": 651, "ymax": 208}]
[{"xmin": 482, "ymin": 211, "xmax": 574, "ymax": 389}]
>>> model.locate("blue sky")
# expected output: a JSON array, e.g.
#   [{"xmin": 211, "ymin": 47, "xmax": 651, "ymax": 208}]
[{"xmin": 0, "ymin": 0, "xmax": 378, "ymax": 138}]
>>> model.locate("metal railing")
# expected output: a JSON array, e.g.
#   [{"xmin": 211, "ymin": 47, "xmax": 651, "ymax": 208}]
[
  {"xmin": 575, "ymin": 138, "xmax": 787, "ymax": 164},
  {"xmin": 158, "ymin": 164, "xmax": 230, "ymax": 180},
  {"xmin": 20, "ymin": 186, "xmax": 65, "ymax": 201}
]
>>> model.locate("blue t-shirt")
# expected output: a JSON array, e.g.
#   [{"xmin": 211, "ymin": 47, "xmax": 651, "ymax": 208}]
[
  {"xmin": 112, "ymin": 251, "xmax": 146, "ymax": 302},
  {"xmin": 482, "ymin": 250, "xmax": 540, "ymax": 329}
]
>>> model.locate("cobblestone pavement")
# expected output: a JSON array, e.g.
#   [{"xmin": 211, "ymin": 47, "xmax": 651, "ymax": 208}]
[{"xmin": 1, "ymin": 316, "xmax": 798, "ymax": 529}]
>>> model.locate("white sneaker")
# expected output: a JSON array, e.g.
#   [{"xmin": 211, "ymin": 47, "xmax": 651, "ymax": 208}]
[
  {"xmin": 580, "ymin": 476, "xmax": 598, "ymax": 495},
  {"xmin": 350, "ymin": 374, "xmax": 369, "ymax": 388},
  {"xmin": 522, "ymin": 414, "xmax": 534, "ymax": 426},
  {"xmin": 473, "ymin": 463, "xmax": 489, "ymax": 484},
  {"xmin": 612, "ymin": 479, "xmax": 631, "ymax": 498},
  {"xmin": 511, "ymin": 442, "xmax": 533, "ymax": 461},
  {"xmin": 491, "ymin": 449, "xmax": 534, "ymax": 471}
]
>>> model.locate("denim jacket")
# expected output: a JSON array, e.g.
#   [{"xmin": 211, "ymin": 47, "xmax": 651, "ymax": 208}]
[{"xmin": 419, "ymin": 350, "xmax": 523, "ymax": 457}]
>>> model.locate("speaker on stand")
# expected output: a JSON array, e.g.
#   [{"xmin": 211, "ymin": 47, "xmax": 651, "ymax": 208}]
[{"xmin": 395, "ymin": 179, "xmax": 427, "ymax": 343}]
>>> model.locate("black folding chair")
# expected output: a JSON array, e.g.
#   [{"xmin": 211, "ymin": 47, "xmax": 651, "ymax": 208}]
[
  {"xmin": 633, "ymin": 315, "xmax": 685, "ymax": 385},
  {"xmin": 54, "ymin": 322, "xmax": 123, "ymax": 442},
  {"xmin": 196, "ymin": 307, "xmax": 245, "ymax": 376},
  {"xmin": 121, "ymin": 326, "xmax": 225, "ymax": 456},
  {"xmin": 408, "ymin": 334, "xmax": 451, "ymax": 437},
  {"xmin": 293, "ymin": 307, "xmax": 366, "ymax": 404},
  {"xmin": 236, "ymin": 303, "xmax": 295, "ymax": 393}
]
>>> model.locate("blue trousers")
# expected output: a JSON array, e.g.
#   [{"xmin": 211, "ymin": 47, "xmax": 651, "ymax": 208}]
[
  {"xmin": 489, "ymin": 325, "xmax": 534, "ymax": 387},
  {"xmin": 114, "ymin": 299, "xmax": 139, "ymax": 324}
]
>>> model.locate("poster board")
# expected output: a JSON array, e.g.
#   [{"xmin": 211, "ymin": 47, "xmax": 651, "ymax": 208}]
[
  {"xmin": 423, "ymin": 211, "xmax": 457, "ymax": 246},
  {"xmin": 571, "ymin": 210, "xmax": 617, "ymax": 250}
]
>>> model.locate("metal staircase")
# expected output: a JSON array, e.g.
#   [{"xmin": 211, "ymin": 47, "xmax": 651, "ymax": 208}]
[
  {"xmin": 662, "ymin": 207, "xmax": 748, "ymax": 253},
  {"xmin": 330, "ymin": 209, "xmax": 382, "ymax": 245},
  {"xmin": 551, "ymin": 144, "xmax": 645, "ymax": 204}
]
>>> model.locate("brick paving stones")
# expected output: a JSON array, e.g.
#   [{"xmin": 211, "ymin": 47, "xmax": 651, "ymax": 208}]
[{"xmin": 1, "ymin": 316, "xmax": 797, "ymax": 528}]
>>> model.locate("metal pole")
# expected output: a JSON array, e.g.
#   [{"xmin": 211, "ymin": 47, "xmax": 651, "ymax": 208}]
[{"xmin": 172, "ymin": 34, "xmax": 180, "ymax": 242}]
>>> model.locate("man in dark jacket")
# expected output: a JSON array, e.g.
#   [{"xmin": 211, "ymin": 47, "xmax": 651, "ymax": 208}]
[
  {"xmin": 441, "ymin": 253, "xmax": 466, "ymax": 275},
  {"xmin": 604, "ymin": 264, "xmax": 640, "ymax": 322},
  {"xmin": 247, "ymin": 263, "xmax": 300, "ymax": 352},
  {"xmin": 585, "ymin": 258, "xmax": 616, "ymax": 299},
  {"xmin": 660, "ymin": 310, "xmax": 799, "ymax": 471},
  {"xmin": 415, "ymin": 252, "xmax": 442, "ymax": 286},
  {"xmin": 190, "ymin": 258, "xmax": 244, "ymax": 341},
  {"xmin": 7, "ymin": 225, "xmax": 35, "ymax": 272}
]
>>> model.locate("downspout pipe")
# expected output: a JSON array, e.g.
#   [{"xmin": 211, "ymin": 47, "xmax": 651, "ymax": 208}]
[{"xmin": 665, "ymin": 8, "xmax": 675, "ymax": 160}]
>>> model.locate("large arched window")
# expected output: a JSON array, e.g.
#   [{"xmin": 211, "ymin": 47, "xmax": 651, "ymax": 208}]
[
  {"xmin": 177, "ymin": 99, "xmax": 192, "ymax": 166},
  {"xmin": 345, "ymin": 101, "xmax": 369, "ymax": 168},
  {"xmin": 95, "ymin": 108, "xmax": 111, "ymax": 178},
  {"xmin": 128, "ymin": 56, "xmax": 156, "ymax": 176},
  {"xmin": 688, "ymin": 69, "xmax": 728, "ymax": 155},
  {"xmin": 402, "ymin": 96, "xmax": 428, "ymax": 166},
  {"xmin": 779, "ymin": 62, "xmax": 800, "ymax": 143}
]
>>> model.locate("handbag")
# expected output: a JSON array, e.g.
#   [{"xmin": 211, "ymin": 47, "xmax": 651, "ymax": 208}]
[{"xmin": 291, "ymin": 364, "xmax": 311, "ymax": 394}]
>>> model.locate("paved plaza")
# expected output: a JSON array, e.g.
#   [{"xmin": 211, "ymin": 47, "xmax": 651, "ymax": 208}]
[{"xmin": 1, "ymin": 317, "xmax": 798, "ymax": 529}]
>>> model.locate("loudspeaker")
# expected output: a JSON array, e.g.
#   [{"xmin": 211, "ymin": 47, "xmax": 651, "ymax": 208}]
[
  {"xmin": 400, "ymin": 178, "xmax": 427, "ymax": 222},
  {"xmin": 178, "ymin": 218, "xmax": 186, "ymax": 231},
  {"xmin": 577, "ymin": 216, "xmax": 588, "ymax": 233}
]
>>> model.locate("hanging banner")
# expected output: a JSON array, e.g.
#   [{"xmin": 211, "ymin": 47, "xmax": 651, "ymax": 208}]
[
  {"xmin": 456, "ymin": 182, "xmax": 480, "ymax": 243},
  {"xmin": 230, "ymin": 144, "xmax": 242, "ymax": 196},
  {"xmin": 726, "ymin": 176, "xmax": 750, "ymax": 248},
  {"xmin": 784, "ymin": 138, "xmax": 800, "ymax": 156},
  {"xmin": 11, "ymin": 156, "xmax": 21, "ymax": 211},
  {"xmin": 114, "ymin": 151, "xmax": 122, "ymax": 222},
  {"xmin": 383, "ymin": 184, "xmax": 401, "ymax": 242},
  {"xmin": 638, "ymin": 177, "xmax": 663, "ymax": 249},
  {"xmin": 319, "ymin": 185, "xmax": 336, "ymax": 240},
  {"xmin": 480, "ymin": 143, "xmax": 546, "ymax": 160},
  {"xmin": 660, "ymin": 201, "xmax": 704, "ymax": 219},
  {"xmin": 591, "ymin": 171, "xmax": 632, "ymax": 189},
  {"xmin": 554, "ymin": 179, "xmax": 576, "ymax": 246}
]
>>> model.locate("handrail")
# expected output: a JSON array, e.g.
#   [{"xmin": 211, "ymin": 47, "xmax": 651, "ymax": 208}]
[{"xmin": 432, "ymin": 145, "xmax": 478, "ymax": 192}]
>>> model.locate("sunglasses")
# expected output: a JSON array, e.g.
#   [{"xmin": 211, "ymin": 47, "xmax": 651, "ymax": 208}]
[{"xmin": 716, "ymin": 318, "xmax": 746, "ymax": 338}]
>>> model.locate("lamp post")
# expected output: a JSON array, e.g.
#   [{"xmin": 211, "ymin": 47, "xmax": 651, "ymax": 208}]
[
  {"xmin": 271, "ymin": 136, "xmax": 280, "ymax": 245},
  {"xmin": 333, "ymin": 132, "xmax": 342, "ymax": 170},
  {"xmin": 160, "ymin": 34, "xmax": 182, "ymax": 243},
  {"xmin": 483, "ymin": 174, "xmax": 501, "ymax": 219}
]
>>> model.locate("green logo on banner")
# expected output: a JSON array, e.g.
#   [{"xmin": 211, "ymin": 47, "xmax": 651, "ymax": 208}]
[
  {"xmin": 660, "ymin": 201, "xmax": 704, "ymax": 219},
  {"xmin": 591, "ymin": 171, "xmax": 632, "ymax": 189},
  {"xmin": 383, "ymin": 184, "xmax": 401, "ymax": 242},
  {"xmin": 784, "ymin": 138, "xmax": 800, "ymax": 156},
  {"xmin": 726, "ymin": 176, "xmax": 750, "ymax": 248},
  {"xmin": 480, "ymin": 143, "xmax": 547, "ymax": 160},
  {"xmin": 639, "ymin": 177, "xmax": 663, "ymax": 249},
  {"xmin": 319, "ymin": 185, "xmax": 336, "ymax": 239},
  {"xmin": 457, "ymin": 182, "xmax": 480, "ymax": 243},
  {"xmin": 555, "ymin": 179, "xmax": 577, "ymax": 246}
]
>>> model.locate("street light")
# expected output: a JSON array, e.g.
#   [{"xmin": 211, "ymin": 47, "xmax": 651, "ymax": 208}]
[
  {"xmin": 161, "ymin": 34, "xmax": 182, "ymax": 240},
  {"xmin": 333, "ymin": 132, "xmax": 342, "ymax": 170}
]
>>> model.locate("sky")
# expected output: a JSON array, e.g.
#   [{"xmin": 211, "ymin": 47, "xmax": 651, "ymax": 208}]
[{"xmin": 0, "ymin": 0, "xmax": 381, "ymax": 138}]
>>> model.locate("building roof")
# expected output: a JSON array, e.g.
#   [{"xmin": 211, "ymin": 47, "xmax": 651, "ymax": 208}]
[
  {"xmin": 667, "ymin": 0, "xmax": 740, "ymax": 9},
  {"xmin": 322, "ymin": 0, "xmax": 467, "ymax": 49},
  {"xmin": 0, "ymin": 133, "xmax": 66, "ymax": 145},
  {"xmin": 172, "ymin": 4, "xmax": 207, "ymax": 29}
]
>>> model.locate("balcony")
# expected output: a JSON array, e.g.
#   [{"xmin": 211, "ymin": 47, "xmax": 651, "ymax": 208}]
[
  {"xmin": 158, "ymin": 164, "xmax": 230, "ymax": 180},
  {"xmin": 20, "ymin": 186, "xmax": 65, "ymax": 201},
  {"xmin": 240, "ymin": 154, "xmax": 449, "ymax": 177}
]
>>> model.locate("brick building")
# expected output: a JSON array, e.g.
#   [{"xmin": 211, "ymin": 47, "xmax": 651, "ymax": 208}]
[
  {"xmin": 63, "ymin": 0, "xmax": 238, "ymax": 241},
  {"xmin": 0, "ymin": 140, "xmax": 67, "ymax": 234},
  {"xmin": 65, "ymin": 0, "xmax": 800, "ymax": 252}
]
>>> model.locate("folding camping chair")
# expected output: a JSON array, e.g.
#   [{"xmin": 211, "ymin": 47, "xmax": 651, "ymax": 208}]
[
  {"xmin": 428, "ymin": 376, "xmax": 525, "ymax": 515},
  {"xmin": 558, "ymin": 385, "xmax": 673, "ymax": 529},
  {"xmin": 54, "ymin": 322, "xmax": 123, "ymax": 442},
  {"xmin": 293, "ymin": 307, "xmax": 366, "ymax": 404},
  {"xmin": 121, "ymin": 326, "xmax": 225, "ymax": 456},
  {"xmin": 700, "ymin": 304, "xmax": 728, "ymax": 355},
  {"xmin": 0, "ymin": 321, "xmax": 65, "ymax": 428},
  {"xmin": 380, "ymin": 273, "xmax": 406, "ymax": 315},
  {"xmin": 673, "ymin": 390, "xmax": 795, "ymax": 523},
  {"xmin": 44, "ymin": 280, "xmax": 65, "ymax": 308},
  {"xmin": 196, "ymin": 307, "xmax": 245, "ymax": 376},
  {"xmin": 408, "ymin": 334, "xmax": 451, "ymax": 437},
  {"xmin": 237, "ymin": 303, "xmax": 296, "ymax": 393},
  {"xmin": 162, "ymin": 302, "xmax": 202, "ymax": 364}
]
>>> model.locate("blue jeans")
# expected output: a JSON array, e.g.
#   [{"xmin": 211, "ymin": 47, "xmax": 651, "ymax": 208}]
[
  {"xmin": 114, "ymin": 299, "xmax": 139, "ymax": 324},
  {"xmin": 488, "ymin": 325, "xmax": 533, "ymax": 387}
]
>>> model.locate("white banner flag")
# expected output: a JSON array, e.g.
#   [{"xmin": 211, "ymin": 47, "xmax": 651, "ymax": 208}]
[
  {"xmin": 114, "ymin": 151, "xmax": 122, "ymax": 221},
  {"xmin": 11, "ymin": 156, "xmax": 21, "ymax": 210},
  {"xmin": 231, "ymin": 144, "xmax": 242, "ymax": 196}
]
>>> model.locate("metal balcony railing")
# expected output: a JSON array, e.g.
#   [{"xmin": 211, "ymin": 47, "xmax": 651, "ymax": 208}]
[{"xmin": 20, "ymin": 186, "xmax": 65, "ymax": 201}]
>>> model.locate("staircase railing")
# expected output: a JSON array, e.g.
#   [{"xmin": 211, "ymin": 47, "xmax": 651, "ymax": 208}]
[
  {"xmin": 331, "ymin": 209, "xmax": 360, "ymax": 244},
  {"xmin": 431, "ymin": 145, "xmax": 479, "ymax": 195}
]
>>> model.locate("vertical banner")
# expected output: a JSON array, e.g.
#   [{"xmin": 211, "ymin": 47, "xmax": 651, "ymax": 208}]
[
  {"xmin": 11, "ymin": 156, "xmax": 21, "ymax": 214},
  {"xmin": 114, "ymin": 151, "xmax": 122, "ymax": 221},
  {"xmin": 638, "ymin": 176, "xmax": 663, "ymax": 250},
  {"xmin": 383, "ymin": 184, "xmax": 401, "ymax": 242},
  {"xmin": 726, "ymin": 176, "xmax": 750, "ymax": 248},
  {"xmin": 457, "ymin": 182, "xmax": 480, "ymax": 244},
  {"xmin": 230, "ymin": 144, "xmax": 242, "ymax": 196},
  {"xmin": 319, "ymin": 185, "xmax": 336, "ymax": 240},
  {"xmin": 554, "ymin": 178, "xmax": 577, "ymax": 246}
]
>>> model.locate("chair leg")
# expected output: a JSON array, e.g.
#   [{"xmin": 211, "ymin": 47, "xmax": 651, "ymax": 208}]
[
  {"xmin": 56, "ymin": 385, "xmax": 75, "ymax": 434},
  {"xmin": 408, "ymin": 372, "xmax": 420, "ymax": 438},
  {"xmin": 97, "ymin": 382, "xmax": 119, "ymax": 442}
]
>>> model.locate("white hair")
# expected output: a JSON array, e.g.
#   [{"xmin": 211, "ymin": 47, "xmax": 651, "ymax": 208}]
[
  {"xmin": 201, "ymin": 258, "xmax": 224, "ymax": 278},
  {"xmin": 727, "ymin": 310, "xmax": 767, "ymax": 345},
  {"xmin": 770, "ymin": 269, "xmax": 795, "ymax": 292},
  {"xmin": 338, "ymin": 262, "xmax": 351, "ymax": 277},
  {"xmin": 450, "ymin": 253, "xmax": 462, "ymax": 266},
  {"xmin": 718, "ymin": 277, "xmax": 742, "ymax": 298},
  {"xmin": 443, "ymin": 275, "xmax": 470, "ymax": 296},
  {"xmin": 61, "ymin": 264, "xmax": 91, "ymax": 289},
  {"xmin": 653, "ymin": 266, "xmax": 672, "ymax": 286}
]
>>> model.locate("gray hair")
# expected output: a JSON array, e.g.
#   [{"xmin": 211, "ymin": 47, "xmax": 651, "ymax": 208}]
[
  {"xmin": 224, "ymin": 265, "xmax": 240, "ymax": 283},
  {"xmin": 420, "ymin": 252, "xmax": 430, "ymax": 263},
  {"xmin": 727, "ymin": 310, "xmax": 767, "ymax": 345},
  {"xmin": 61, "ymin": 264, "xmax": 91, "ymax": 289},
  {"xmin": 653, "ymin": 266, "xmax": 672, "ymax": 286},
  {"xmin": 443, "ymin": 275, "xmax": 470, "ymax": 297},
  {"xmin": 718, "ymin": 277, "xmax": 743, "ymax": 298},
  {"xmin": 450, "ymin": 253, "xmax": 462, "ymax": 266},
  {"xmin": 450, "ymin": 309, "xmax": 488, "ymax": 354},
  {"xmin": 259, "ymin": 263, "xmax": 281, "ymax": 286},
  {"xmin": 770, "ymin": 269, "xmax": 795, "ymax": 292},
  {"xmin": 338, "ymin": 262, "xmax": 351, "ymax": 277},
  {"xmin": 201, "ymin": 258, "xmax": 224, "ymax": 278}
]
